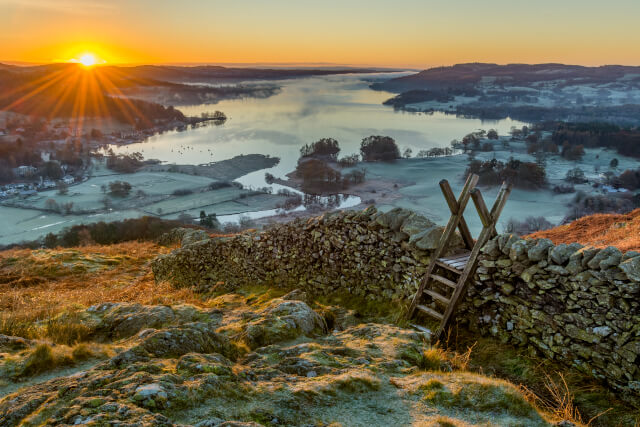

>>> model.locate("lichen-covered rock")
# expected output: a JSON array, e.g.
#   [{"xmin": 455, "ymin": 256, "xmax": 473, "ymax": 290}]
[
  {"xmin": 245, "ymin": 299, "xmax": 323, "ymax": 348},
  {"xmin": 527, "ymin": 239, "xmax": 554, "ymax": 261},
  {"xmin": 549, "ymin": 243, "xmax": 583, "ymax": 265},
  {"xmin": 587, "ymin": 246, "xmax": 622, "ymax": 270},
  {"xmin": 620, "ymin": 256, "xmax": 640, "ymax": 282},
  {"xmin": 399, "ymin": 213, "xmax": 435, "ymax": 237},
  {"xmin": 182, "ymin": 229, "xmax": 211, "ymax": 246}
]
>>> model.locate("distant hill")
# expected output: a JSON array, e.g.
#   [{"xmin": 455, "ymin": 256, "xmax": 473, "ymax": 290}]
[
  {"xmin": 373, "ymin": 63, "xmax": 640, "ymax": 124},
  {"xmin": 373, "ymin": 63, "xmax": 640, "ymax": 92}
]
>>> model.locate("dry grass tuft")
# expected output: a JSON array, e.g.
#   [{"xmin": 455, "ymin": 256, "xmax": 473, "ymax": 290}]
[
  {"xmin": 0, "ymin": 242, "xmax": 203, "ymax": 340},
  {"xmin": 527, "ymin": 208, "xmax": 640, "ymax": 252}
]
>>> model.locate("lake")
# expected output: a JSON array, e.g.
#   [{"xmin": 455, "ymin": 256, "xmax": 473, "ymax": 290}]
[{"xmin": 109, "ymin": 73, "xmax": 526, "ymax": 190}]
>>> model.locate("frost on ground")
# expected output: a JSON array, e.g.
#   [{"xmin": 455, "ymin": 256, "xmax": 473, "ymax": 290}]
[{"xmin": 0, "ymin": 289, "xmax": 551, "ymax": 427}]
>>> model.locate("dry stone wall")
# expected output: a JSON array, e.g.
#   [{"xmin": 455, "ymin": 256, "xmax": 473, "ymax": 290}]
[{"xmin": 152, "ymin": 207, "xmax": 640, "ymax": 399}]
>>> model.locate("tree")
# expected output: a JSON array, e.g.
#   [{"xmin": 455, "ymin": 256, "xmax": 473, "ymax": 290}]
[
  {"xmin": 360, "ymin": 136, "xmax": 400, "ymax": 162},
  {"xmin": 43, "ymin": 233, "xmax": 58, "ymax": 248},
  {"xmin": 610, "ymin": 158, "xmax": 619, "ymax": 169},
  {"xmin": 62, "ymin": 202, "xmax": 74, "ymax": 215},
  {"xmin": 200, "ymin": 210, "xmax": 220, "ymax": 229},
  {"xmin": 108, "ymin": 181, "xmax": 132, "ymax": 197},
  {"xmin": 403, "ymin": 148, "xmax": 413, "ymax": 158},
  {"xmin": 487, "ymin": 129, "xmax": 499, "ymax": 140},
  {"xmin": 57, "ymin": 181, "xmax": 68, "ymax": 195},
  {"xmin": 300, "ymin": 138, "xmax": 341, "ymax": 160},
  {"xmin": 41, "ymin": 161, "xmax": 63, "ymax": 179},
  {"xmin": 44, "ymin": 198, "xmax": 59, "ymax": 212}
]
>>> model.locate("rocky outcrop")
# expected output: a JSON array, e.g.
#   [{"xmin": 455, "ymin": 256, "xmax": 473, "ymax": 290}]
[
  {"xmin": 0, "ymin": 294, "xmax": 548, "ymax": 426},
  {"xmin": 153, "ymin": 207, "xmax": 640, "ymax": 400}
]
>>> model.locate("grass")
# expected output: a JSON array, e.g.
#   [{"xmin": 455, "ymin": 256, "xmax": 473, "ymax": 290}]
[
  {"xmin": 454, "ymin": 336, "xmax": 640, "ymax": 426},
  {"xmin": 0, "ymin": 241, "xmax": 203, "ymax": 341},
  {"xmin": 15, "ymin": 342, "xmax": 110, "ymax": 378},
  {"xmin": 528, "ymin": 208, "xmax": 640, "ymax": 252}
]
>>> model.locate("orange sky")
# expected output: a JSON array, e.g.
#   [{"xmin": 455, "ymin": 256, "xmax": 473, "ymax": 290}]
[{"xmin": 1, "ymin": 0, "xmax": 639, "ymax": 68}]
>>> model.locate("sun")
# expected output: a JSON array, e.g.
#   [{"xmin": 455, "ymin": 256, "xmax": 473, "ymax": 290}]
[{"xmin": 78, "ymin": 53, "xmax": 98, "ymax": 67}]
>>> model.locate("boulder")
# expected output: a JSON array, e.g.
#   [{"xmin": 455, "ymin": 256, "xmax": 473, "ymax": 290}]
[
  {"xmin": 528, "ymin": 239, "xmax": 554, "ymax": 261},
  {"xmin": 399, "ymin": 213, "xmax": 435, "ymax": 237}
]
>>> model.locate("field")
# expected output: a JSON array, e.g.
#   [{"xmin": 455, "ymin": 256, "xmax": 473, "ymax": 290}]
[
  {"xmin": 345, "ymin": 139, "xmax": 639, "ymax": 235},
  {"xmin": 0, "ymin": 156, "xmax": 288, "ymax": 245}
]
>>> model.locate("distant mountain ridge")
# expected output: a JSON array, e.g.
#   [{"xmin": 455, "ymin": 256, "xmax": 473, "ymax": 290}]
[{"xmin": 373, "ymin": 62, "xmax": 640, "ymax": 92}]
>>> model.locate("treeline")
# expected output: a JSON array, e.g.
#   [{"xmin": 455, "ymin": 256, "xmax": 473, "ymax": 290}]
[
  {"xmin": 466, "ymin": 158, "xmax": 546, "ymax": 189},
  {"xmin": 1, "ymin": 216, "xmax": 190, "ymax": 250},
  {"xmin": 550, "ymin": 122, "xmax": 640, "ymax": 158}
]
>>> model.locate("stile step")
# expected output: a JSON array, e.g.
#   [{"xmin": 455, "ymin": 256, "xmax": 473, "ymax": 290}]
[
  {"xmin": 435, "ymin": 260, "xmax": 463, "ymax": 274},
  {"xmin": 417, "ymin": 304, "xmax": 444, "ymax": 320},
  {"xmin": 425, "ymin": 289, "xmax": 451, "ymax": 305},
  {"xmin": 430, "ymin": 274, "xmax": 458, "ymax": 289}
]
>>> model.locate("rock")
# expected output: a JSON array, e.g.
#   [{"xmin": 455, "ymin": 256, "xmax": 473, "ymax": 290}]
[
  {"xmin": 620, "ymin": 256, "xmax": 640, "ymax": 282},
  {"xmin": 399, "ymin": 213, "xmax": 435, "ymax": 237},
  {"xmin": 409, "ymin": 226, "xmax": 443, "ymax": 250},
  {"xmin": 0, "ymin": 334, "xmax": 34, "ymax": 352},
  {"xmin": 375, "ymin": 208, "xmax": 412, "ymax": 231},
  {"xmin": 133, "ymin": 383, "xmax": 168, "ymax": 404},
  {"xmin": 182, "ymin": 229, "xmax": 211, "ymax": 246},
  {"xmin": 550, "ymin": 243, "xmax": 583, "ymax": 265},
  {"xmin": 245, "ymin": 299, "xmax": 323, "ymax": 348},
  {"xmin": 509, "ymin": 239, "xmax": 529, "ymax": 261},
  {"xmin": 481, "ymin": 238, "xmax": 501, "ymax": 257},
  {"xmin": 528, "ymin": 239, "xmax": 554, "ymax": 262},
  {"xmin": 587, "ymin": 246, "xmax": 622, "ymax": 270}
]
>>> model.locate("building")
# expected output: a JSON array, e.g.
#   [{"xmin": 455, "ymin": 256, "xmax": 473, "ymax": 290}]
[
  {"xmin": 17, "ymin": 165, "xmax": 37, "ymax": 177},
  {"xmin": 62, "ymin": 175, "xmax": 75, "ymax": 185}
]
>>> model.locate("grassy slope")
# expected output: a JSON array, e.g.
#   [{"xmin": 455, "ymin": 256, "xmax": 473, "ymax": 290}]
[
  {"xmin": 528, "ymin": 208, "xmax": 640, "ymax": 252},
  {"xmin": 0, "ymin": 241, "xmax": 637, "ymax": 425}
]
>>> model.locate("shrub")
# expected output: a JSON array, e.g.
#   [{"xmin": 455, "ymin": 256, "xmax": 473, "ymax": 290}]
[
  {"xmin": 487, "ymin": 129, "xmax": 499, "ymax": 140},
  {"xmin": 337, "ymin": 154, "xmax": 360, "ymax": 167},
  {"xmin": 208, "ymin": 181, "xmax": 232, "ymax": 190},
  {"xmin": 565, "ymin": 167, "xmax": 587, "ymax": 184},
  {"xmin": 172, "ymin": 188, "xmax": 193, "ymax": 196},
  {"xmin": 108, "ymin": 181, "xmax": 132, "ymax": 197},
  {"xmin": 504, "ymin": 216, "xmax": 555, "ymax": 235},
  {"xmin": 360, "ymin": 135, "xmax": 400, "ymax": 162}
]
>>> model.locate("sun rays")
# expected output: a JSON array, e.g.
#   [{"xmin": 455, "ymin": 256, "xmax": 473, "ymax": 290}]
[{"xmin": 0, "ymin": 62, "xmax": 152, "ymax": 138}]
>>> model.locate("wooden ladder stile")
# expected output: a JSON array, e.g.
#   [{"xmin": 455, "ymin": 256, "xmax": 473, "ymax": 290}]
[
  {"xmin": 406, "ymin": 175, "xmax": 512, "ymax": 341},
  {"xmin": 406, "ymin": 174, "xmax": 478, "ymax": 319}
]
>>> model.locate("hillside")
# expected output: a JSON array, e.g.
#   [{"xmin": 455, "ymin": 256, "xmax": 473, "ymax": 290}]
[
  {"xmin": 0, "ymin": 215, "xmax": 638, "ymax": 425},
  {"xmin": 372, "ymin": 63, "xmax": 640, "ymax": 124},
  {"xmin": 528, "ymin": 208, "xmax": 640, "ymax": 252}
]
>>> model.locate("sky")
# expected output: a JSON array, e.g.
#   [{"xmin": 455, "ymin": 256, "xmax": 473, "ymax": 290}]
[{"xmin": 1, "ymin": 0, "xmax": 639, "ymax": 68}]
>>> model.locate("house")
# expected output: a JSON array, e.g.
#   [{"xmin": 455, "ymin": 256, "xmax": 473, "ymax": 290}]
[
  {"xmin": 17, "ymin": 165, "xmax": 38, "ymax": 177},
  {"xmin": 19, "ymin": 189, "xmax": 37, "ymax": 197},
  {"xmin": 62, "ymin": 175, "xmax": 75, "ymax": 185},
  {"xmin": 41, "ymin": 179, "xmax": 56, "ymax": 189}
]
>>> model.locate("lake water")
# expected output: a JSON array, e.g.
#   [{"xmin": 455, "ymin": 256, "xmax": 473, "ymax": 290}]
[{"xmin": 110, "ymin": 73, "xmax": 526, "ymax": 189}]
